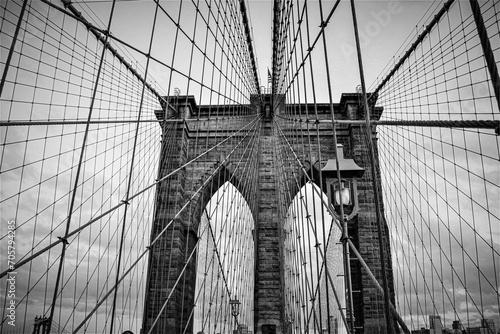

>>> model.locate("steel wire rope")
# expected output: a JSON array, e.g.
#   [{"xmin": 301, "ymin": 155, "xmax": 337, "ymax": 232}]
[
  {"xmin": 274, "ymin": 120, "xmax": 351, "ymax": 333},
  {"xmin": 178, "ymin": 0, "xmax": 257, "ymax": 325},
  {"xmin": 275, "ymin": 116, "xmax": 343, "ymax": 331},
  {"xmin": 202, "ymin": 3, "xmax": 229, "ymax": 328},
  {"xmin": 378, "ymin": 125, "xmax": 500, "ymax": 281},
  {"xmin": 60, "ymin": 0, "xmax": 171, "ymax": 106},
  {"xmin": 278, "ymin": 120, "xmax": 492, "ymax": 290},
  {"xmin": 369, "ymin": 0, "xmax": 457, "ymax": 105},
  {"xmin": 287, "ymin": 57, "xmax": 328, "ymax": 334},
  {"xmin": 0, "ymin": 116, "xmax": 260, "ymax": 280},
  {"xmin": 0, "ymin": 3, "xmax": 163, "ymax": 112},
  {"xmin": 216, "ymin": 7, "xmax": 251, "ymax": 324},
  {"xmin": 274, "ymin": 119, "xmax": 410, "ymax": 332},
  {"xmin": 461, "ymin": 1, "xmax": 495, "ymax": 324},
  {"xmin": 150, "ymin": 105, "xmax": 188, "ymax": 334},
  {"xmin": 146, "ymin": 115, "xmax": 260, "ymax": 333},
  {"xmin": 291, "ymin": 30, "xmax": 317, "ymax": 332},
  {"xmin": 44, "ymin": 0, "xmax": 120, "ymax": 331},
  {"xmin": 0, "ymin": 0, "xmax": 28, "ymax": 96},
  {"xmin": 372, "ymin": 10, "xmax": 473, "ymax": 104},
  {"xmin": 106, "ymin": 0, "xmax": 162, "ymax": 331},
  {"xmin": 185, "ymin": 144, "xmax": 258, "ymax": 334},
  {"xmin": 153, "ymin": 0, "xmax": 256, "ymax": 98},
  {"xmin": 0, "ymin": 1, "xmax": 158, "ymax": 332},
  {"xmin": 276, "ymin": 136, "xmax": 346, "ymax": 333},
  {"xmin": 72, "ymin": 114, "xmax": 260, "ymax": 333},
  {"xmin": 0, "ymin": 116, "xmax": 260, "ymax": 127},
  {"xmin": 196, "ymin": 1, "xmax": 228, "ymax": 329},
  {"xmin": 204, "ymin": 2, "xmax": 237, "ymax": 329},
  {"xmin": 377, "ymin": 125, "xmax": 499, "ymax": 327},
  {"xmin": 12, "ymin": 2, "xmax": 68, "ymax": 332},
  {"xmin": 178, "ymin": 0, "xmax": 207, "ymax": 327},
  {"xmin": 0, "ymin": 124, "xmax": 154, "ymax": 248},
  {"xmin": 116, "ymin": 121, "xmax": 158, "ymax": 332},
  {"xmin": 380, "ymin": 125, "xmax": 452, "ymax": 324},
  {"xmin": 290, "ymin": 4, "xmax": 324, "ymax": 329},
  {"xmin": 282, "ymin": 7, "xmax": 313, "ymax": 327},
  {"xmin": 373, "ymin": 7, "xmax": 497, "ymax": 122},
  {"xmin": 197, "ymin": 0, "xmax": 219, "ymax": 329},
  {"xmin": 272, "ymin": 0, "xmax": 341, "ymax": 107},
  {"xmin": 351, "ymin": 0, "xmax": 451, "ymax": 330},
  {"xmin": 56, "ymin": 7, "xmax": 100, "ymax": 331},
  {"xmin": 0, "ymin": 122, "xmax": 154, "ymax": 259},
  {"xmin": 433, "ymin": 17, "xmax": 463, "ymax": 325},
  {"xmin": 367, "ymin": 0, "xmax": 448, "ymax": 92},
  {"xmin": 440, "ymin": 13, "xmax": 463, "ymax": 321},
  {"xmin": 189, "ymin": 126, "xmax": 256, "ymax": 332},
  {"xmin": 298, "ymin": 4, "xmax": 325, "ymax": 331},
  {"xmin": 278, "ymin": 8, "xmax": 294, "ymax": 329},
  {"xmin": 0, "ymin": 0, "xmax": 141, "ymax": 328},
  {"xmin": 76, "ymin": 0, "xmax": 170, "ymax": 100},
  {"xmin": 34, "ymin": 0, "xmax": 253, "ymax": 106},
  {"xmin": 432, "ymin": 42, "xmax": 457, "ymax": 321},
  {"xmin": 213, "ymin": 161, "xmax": 254, "ymax": 328},
  {"xmin": 377, "ymin": 129, "xmax": 426, "ymax": 329}
]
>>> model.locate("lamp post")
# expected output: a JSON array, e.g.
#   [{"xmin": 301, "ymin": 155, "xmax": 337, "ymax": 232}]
[
  {"xmin": 229, "ymin": 299, "xmax": 241, "ymax": 334},
  {"xmin": 321, "ymin": 144, "xmax": 365, "ymax": 333}
]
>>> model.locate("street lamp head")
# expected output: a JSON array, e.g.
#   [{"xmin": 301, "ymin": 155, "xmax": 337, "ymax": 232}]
[
  {"xmin": 229, "ymin": 299, "xmax": 241, "ymax": 317},
  {"xmin": 321, "ymin": 145, "xmax": 365, "ymax": 220},
  {"xmin": 321, "ymin": 145, "xmax": 365, "ymax": 179}
]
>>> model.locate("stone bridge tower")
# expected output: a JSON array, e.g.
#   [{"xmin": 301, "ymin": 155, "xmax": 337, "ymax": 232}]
[{"xmin": 141, "ymin": 92, "xmax": 395, "ymax": 334}]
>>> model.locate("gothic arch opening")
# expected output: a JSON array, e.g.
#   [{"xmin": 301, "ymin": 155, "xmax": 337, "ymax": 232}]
[
  {"xmin": 193, "ymin": 181, "xmax": 255, "ymax": 334},
  {"xmin": 283, "ymin": 182, "xmax": 347, "ymax": 334}
]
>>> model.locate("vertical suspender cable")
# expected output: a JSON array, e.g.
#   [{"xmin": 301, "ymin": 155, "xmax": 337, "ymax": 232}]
[
  {"xmin": 468, "ymin": 0, "xmax": 500, "ymax": 113},
  {"xmin": 46, "ymin": 0, "xmax": 119, "ymax": 333},
  {"xmin": 0, "ymin": 0, "xmax": 28, "ymax": 97},
  {"xmin": 349, "ymin": 0, "xmax": 394, "ymax": 332},
  {"xmin": 315, "ymin": 0, "xmax": 351, "ymax": 331},
  {"xmin": 108, "ymin": 1, "xmax": 161, "ymax": 333}
]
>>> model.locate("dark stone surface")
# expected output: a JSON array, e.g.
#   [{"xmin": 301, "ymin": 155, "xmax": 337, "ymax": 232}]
[{"xmin": 143, "ymin": 93, "xmax": 395, "ymax": 334}]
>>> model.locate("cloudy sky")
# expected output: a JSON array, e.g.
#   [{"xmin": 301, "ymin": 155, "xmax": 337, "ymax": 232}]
[{"xmin": 1, "ymin": 0, "xmax": 498, "ymax": 333}]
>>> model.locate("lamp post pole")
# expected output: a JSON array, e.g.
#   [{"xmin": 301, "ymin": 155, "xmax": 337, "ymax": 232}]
[{"xmin": 321, "ymin": 145, "xmax": 365, "ymax": 334}]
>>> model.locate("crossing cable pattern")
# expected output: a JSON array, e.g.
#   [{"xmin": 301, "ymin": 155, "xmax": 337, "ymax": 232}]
[
  {"xmin": 1, "ymin": 0, "xmax": 499, "ymax": 333},
  {"xmin": 0, "ymin": 0, "xmax": 260, "ymax": 333},
  {"xmin": 271, "ymin": 0, "xmax": 499, "ymax": 333},
  {"xmin": 370, "ymin": 0, "xmax": 500, "ymax": 331},
  {"xmin": 271, "ymin": 0, "xmax": 399, "ymax": 332}
]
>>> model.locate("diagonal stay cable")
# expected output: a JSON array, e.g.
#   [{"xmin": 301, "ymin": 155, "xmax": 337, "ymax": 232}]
[
  {"xmin": 182, "ymin": 147, "xmax": 257, "ymax": 334},
  {"xmin": 39, "ymin": 0, "xmax": 255, "ymax": 105},
  {"xmin": 71, "ymin": 115, "xmax": 260, "ymax": 333},
  {"xmin": 138, "ymin": 119, "xmax": 260, "ymax": 334},
  {"xmin": 274, "ymin": 129, "xmax": 351, "ymax": 332},
  {"xmin": 0, "ymin": 116, "xmax": 261, "ymax": 279},
  {"xmin": 274, "ymin": 119, "xmax": 410, "ymax": 333},
  {"xmin": 179, "ymin": 107, "xmax": 260, "ymax": 333}
]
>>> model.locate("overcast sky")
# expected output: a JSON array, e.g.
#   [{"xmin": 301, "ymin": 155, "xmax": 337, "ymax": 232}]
[{"xmin": 1, "ymin": 0, "xmax": 498, "ymax": 333}]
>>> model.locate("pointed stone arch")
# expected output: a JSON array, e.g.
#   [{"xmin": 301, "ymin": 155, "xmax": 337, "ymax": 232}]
[{"xmin": 187, "ymin": 162, "xmax": 257, "ymax": 235}]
